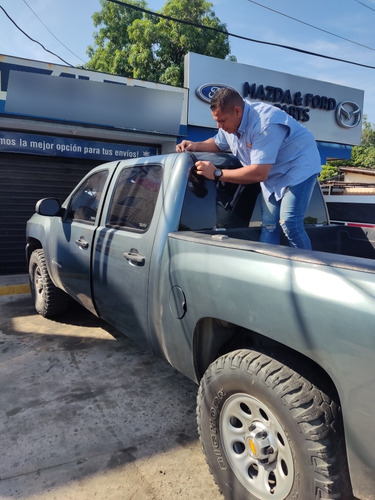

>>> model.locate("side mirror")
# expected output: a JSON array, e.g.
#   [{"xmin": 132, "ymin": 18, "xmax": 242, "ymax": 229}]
[{"xmin": 35, "ymin": 198, "xmax": 63, "ymax": 216}]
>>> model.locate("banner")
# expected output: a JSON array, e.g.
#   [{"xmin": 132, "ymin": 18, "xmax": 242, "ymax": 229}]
[{"xmin": 0, "ymin": 131, "xmax": 158, "ymax": 161}]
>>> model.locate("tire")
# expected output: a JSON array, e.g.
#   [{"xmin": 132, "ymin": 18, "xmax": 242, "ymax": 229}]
[
  {"xmin": 29, "ymin": 249, "xmax": 70, "ymax": 318},
  {"xmin": 197, "ymin": 349, "xmax": 352, "ymax": 500}
]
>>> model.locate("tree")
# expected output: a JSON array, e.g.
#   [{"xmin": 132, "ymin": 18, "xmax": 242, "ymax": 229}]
[
  {"xmin": 86, "ymin": 0, "xmax": 146, "ymax": 76},
  {"xmin": 351, "ymin": 117, "xmax": 375, "ymax": 169},
  {"xmin": 85, "ymin": 0, "xmax": 235, "ymax": 86},
  {"xmin": 320, "ymin": 116, "xmax": 375, "ymax": 180},
  {"xmin": 319, "ymin": 163, "xmax": 341, "ymax": 181}
]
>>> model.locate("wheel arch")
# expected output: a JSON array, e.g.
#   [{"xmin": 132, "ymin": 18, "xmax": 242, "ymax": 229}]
[
  {"xmin": 193, "ymin": 317, "xmax": 340, "ymax": 406},
  {"xmin": 26, "ymin": 237, "xmax": 42, "ymax": 264}
]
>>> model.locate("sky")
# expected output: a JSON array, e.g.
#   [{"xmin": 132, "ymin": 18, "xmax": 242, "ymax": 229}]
[{"xmin": 1, "ymin": 0, "xmax": 375, "ymax": 124}]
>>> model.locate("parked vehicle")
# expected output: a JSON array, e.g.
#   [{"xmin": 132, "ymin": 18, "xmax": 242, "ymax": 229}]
[
  {"xmin": 26, "ymin": 152, "xmax": 375, "ymax": 500},
  {"xmin": 325, "ymin": 193, "xmax": 375, "ymax": 228},
  {"xmin": 321, "ymin": 181, "xmax": 375, "ymax": 227}
]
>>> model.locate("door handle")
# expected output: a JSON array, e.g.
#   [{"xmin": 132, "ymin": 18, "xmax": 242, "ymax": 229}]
[
  {"xmin": 75, "ymin": 237, "xmax": 89, "ymax": 249},
  {"xmin": 123, "ymin": 248, "xmax": 145, "ymax": 265}
]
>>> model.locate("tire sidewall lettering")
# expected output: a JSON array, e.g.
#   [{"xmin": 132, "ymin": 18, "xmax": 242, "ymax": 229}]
[{"xmin": 209, "ymin": 388, "xmax": 229, "ymax": 471}]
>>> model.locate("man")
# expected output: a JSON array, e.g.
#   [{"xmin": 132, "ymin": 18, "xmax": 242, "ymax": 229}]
[{"xmin": 176, "ymin": 87, "xmax": 322, "ymax": 249}]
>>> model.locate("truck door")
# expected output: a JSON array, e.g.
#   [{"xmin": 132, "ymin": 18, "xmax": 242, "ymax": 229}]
[
  {"xmin": 92, "ymin": 163, "xmax": 163, "ymax": 346},
  {"xmin": 49, "ymin": 168, "xmax": 110, "ymax": 314}
]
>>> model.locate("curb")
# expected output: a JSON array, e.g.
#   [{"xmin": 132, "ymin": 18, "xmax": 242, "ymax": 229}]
[
  {"xmin": 0, "ymin": 275, "xmax": 30, "ymax": 296},
  {"xmin": 0, "ymin": 283, "xmax": 30, "ymax": 296}
]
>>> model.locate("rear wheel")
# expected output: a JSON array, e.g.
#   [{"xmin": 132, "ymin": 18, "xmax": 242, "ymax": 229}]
[
  {"xmin": 197, "ymin": 349, "xmax": 352, "ymax": 500},
  {"xmin": 29, "ymin": 249, "xmax": 70, "ymax": 317}
]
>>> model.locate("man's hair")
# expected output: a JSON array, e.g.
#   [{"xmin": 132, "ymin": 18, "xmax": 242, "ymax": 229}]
[{"xmin": 210, "ymin": 87, "xmax": 244, "ymax": 112}]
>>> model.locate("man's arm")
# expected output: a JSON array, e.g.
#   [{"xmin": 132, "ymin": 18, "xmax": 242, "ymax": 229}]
[
  {"xmin": 176, "ymin": 138, "xmax": 220, "ymax": 153},
  {"xmin": 195, "ymin": 160, "xmax": 272, "ymax": 184}
]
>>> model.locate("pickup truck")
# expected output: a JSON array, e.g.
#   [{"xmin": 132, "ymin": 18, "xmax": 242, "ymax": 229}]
[{"xmin": 26, "ymin": 152, "xmax": 375, "ymax": 500}]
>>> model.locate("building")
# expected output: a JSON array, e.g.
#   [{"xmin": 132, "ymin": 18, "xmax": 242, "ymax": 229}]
[
  {"xmin": 0, "ymin": 55, "xmax": 187, "ymax": 274},
  {"xmin": 0, "ymin": 52, "xmax": 364, "ymax": 273},
  {"xmin": 183, "ymin": 53, "xmax": 363, "ymax": 163},
  {"xmin": 322, "ymin": 167, "xmax": 375, "ymax": 195}
]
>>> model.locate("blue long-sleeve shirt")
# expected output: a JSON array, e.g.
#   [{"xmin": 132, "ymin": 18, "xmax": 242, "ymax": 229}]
[{"xmin": 214, "ymin": 101, "xmax": 322, "ymax": 201}]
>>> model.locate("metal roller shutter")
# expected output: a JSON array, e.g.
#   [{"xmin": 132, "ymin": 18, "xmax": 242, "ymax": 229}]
[{"xmin": 0, "ymin": 154, "xmax": 102, "ymax": 275}]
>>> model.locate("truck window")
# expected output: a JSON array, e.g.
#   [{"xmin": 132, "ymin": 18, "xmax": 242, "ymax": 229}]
[
  {"xmin": 180, "ymin": 175, "xmax": 328, "ymax": 231},
  {"xmin": 249, "ymin": 183, "xmax": 329, "ymax": 227},
  {"xmin": 326, "ymin": 199, "xmax": 375, "ymax": 226},
  {"xmin": 179, "ymin": 172, "xmax": 260, "ymax": 231},
  {"xmin": 106, "ymin": 165, "xmax": 163, "ymax": 232},
  {"xmin": 69, "ymin": 169, "xmax": 109, "ymax": 224}
]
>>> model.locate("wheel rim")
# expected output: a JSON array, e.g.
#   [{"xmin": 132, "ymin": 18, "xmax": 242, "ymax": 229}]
[
  {"xmin": 33, "ymin": 264, "xmax": 45, "ymax": 310},
  {"xmin": 220, "ymin": 393, "xmax": 294, "ymax": 500}
]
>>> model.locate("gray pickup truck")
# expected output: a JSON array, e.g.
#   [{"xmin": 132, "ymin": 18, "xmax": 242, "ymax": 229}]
[{"xmin": 26, "ymin": 152, "xmax": 375, "ymax": 500}]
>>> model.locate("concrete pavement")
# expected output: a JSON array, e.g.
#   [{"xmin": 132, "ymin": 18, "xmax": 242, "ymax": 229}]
[{"xmin": 0, "ymin": 287, "xmax": 222, "ymax": 499}]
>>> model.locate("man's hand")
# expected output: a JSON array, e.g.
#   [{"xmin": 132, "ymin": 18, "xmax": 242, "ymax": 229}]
[
  {"xmin": 176, "ymin": 140, "xmax": 196, "ymax": 152},
  {"xmin": 195, "ymin": 160, "xmax": 216, "ymax": 180}
]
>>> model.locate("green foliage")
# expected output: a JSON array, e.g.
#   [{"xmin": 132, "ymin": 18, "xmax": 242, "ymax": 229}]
[
  {"xmin": 319, "ymin": 164, "xmax": 340, "ymax": 181},
  {"xmin": 86, "ymin": 0, "xmax": 147, "ymax": 76},
  {"xmin": 85, "ymin": 0, "xmax": 235, "ymax": 86},
  {"xmin": 350, "ymin": 117, "xmax": 375, "ymax": 169},
  {"xmin": 304, "ymin": 216, "xmax": 318, "ymax": 225},
  {"xmin": 351, "ymin": 145, "xmax": 375, "ymax": 169},
  {"xmin": 319, "ymin": 117, "xmax": 375, "ymax": 176}
]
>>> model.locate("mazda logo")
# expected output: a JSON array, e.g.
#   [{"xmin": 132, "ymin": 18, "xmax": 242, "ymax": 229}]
[
  {"xmin": 336, "ymin": 101, "xmax": 361, "ymax": 128},
  {"xmin": 196, "ymin": 84, "xmax": 238, "ymax": 103}
]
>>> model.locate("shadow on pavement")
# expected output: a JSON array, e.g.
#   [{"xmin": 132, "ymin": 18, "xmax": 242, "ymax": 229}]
[{"xmin": 0, "ymin": 294, "xmax": 217, "ymax": 499}]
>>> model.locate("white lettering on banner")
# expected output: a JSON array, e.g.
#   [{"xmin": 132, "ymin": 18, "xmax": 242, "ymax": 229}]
[
  {"xmin": 102, "ymin": 148, "xmax": 113, "ymax": 156},
  {"xmin": 115, "ymin": 150, "xmax": 138, "ymax": 158},
  {"xmin": 0, "ymin": 137, "xmax": 16, "ymax": 146},
  {"xmin": 0, "ymin": 131, "xmax": 157, "ymax": 159},
  {"xmin": 57, "ymin": 143, "xmax": 82, "ymax": 153},
  {"xmin": 83, "ymin": 146, "xmax": 100, "ymax": 155},
  {"xmin": 30, "ymin": 140, "xmax": 55, "ymax": 151}
]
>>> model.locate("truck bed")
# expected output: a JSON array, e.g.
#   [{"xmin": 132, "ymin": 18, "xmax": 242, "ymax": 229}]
[{"xmin": 172, "ymin": 225, "xmax": 375, "ymax": 274}]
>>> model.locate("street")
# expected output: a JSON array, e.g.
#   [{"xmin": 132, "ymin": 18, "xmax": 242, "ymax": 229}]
[{"xmin": 0, "ymin": 292, "xmax": 222, "ymax": 500}]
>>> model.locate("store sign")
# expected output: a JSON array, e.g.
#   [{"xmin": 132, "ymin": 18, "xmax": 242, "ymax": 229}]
[
  {"xmin": 0, "ymin": 55, "xmax": 187, "ymax": 135},
  {"xmin": 243, "ymin": 82, "xmax": 337, "ymax": 123},
  {"xmin": 0, "ymin": 131, "xmax": 158, "ymax": 160},
  {"xmin": 196, "ymin": 82, "xmax": 362, "ymax": 129},
  {"xmin": 186, "ymin": 52, "xmax": 364, "ymax": 145}
]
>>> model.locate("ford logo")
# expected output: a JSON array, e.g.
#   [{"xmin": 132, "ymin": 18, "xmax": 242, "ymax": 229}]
[{"xmin": 196, "ymin": 84, "xmax": 239, "ymax": 103}]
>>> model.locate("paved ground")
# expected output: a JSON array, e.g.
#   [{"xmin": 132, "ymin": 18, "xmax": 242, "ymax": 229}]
[{"xmin": 0, "ymin": 285, "xmax": 222, "ymax": 500}]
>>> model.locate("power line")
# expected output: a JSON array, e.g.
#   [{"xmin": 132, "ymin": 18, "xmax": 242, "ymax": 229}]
[
  {"xmin": 248, "ymin": 0, "xmax": 375, "ymax": 52},
  {"xmin": 354, "ymin": 0, "xmax": 375, "ymax": 12},
  {"xmin": 0, "ymin": 5, "xmax": 73, "ymax": 67},
  {"xmin": 21, "ymin": 0, "xmax": 86, "ymax": 64},
  {"xmin": 107, "ymin": 0, "xmax": 375, "ymax": 70}
]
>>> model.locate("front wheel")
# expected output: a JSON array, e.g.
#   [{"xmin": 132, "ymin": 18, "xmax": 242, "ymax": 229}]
[
  {"xmin": 197, "ymin": 349, "xmax": 352, "ymax": 500},
  {"xmin": 29, "ymin": 249, "xmax": 70, "ymax": 318}
]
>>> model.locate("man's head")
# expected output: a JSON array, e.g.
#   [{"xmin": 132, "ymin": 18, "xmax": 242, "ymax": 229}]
[{"xmin": 210, "ymin": 88, "xmax": 244, "ymax": 134}]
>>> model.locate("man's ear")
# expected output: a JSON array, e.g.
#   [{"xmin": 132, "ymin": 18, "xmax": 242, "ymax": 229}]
[{"xmin": 234, "ymin": 105, "xmax": 242, "ymax": 117}]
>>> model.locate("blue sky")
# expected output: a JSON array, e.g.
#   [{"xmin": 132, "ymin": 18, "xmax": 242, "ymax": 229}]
[{"xmin": 1, "ymin": 0, "xmax": 375, "ymax": 124}]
